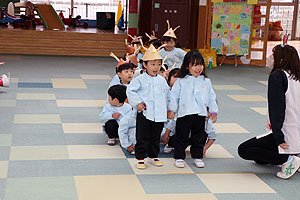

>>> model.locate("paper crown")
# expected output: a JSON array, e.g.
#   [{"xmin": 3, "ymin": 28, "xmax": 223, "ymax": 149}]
[
  {"xmin": 128, "ymin": 34, "xmax": 142, "ymax": 44},
  {"xmin": 110, "ymin": 52, "xmax": 129, "ymax": 67},
  {"xmin": 126, "ymin": 45, "xmax": 141, "ymax": 66},
  {"xmin": 141, "ymin": 39, "xmax": 166, "ymax": 61},
  {"xmin": 126, "ymin": 45, "xmax": 135, "ymax": 54},
  {"xmin": 163, "ymin": 20, "xmax": 180, "ymax": 39},
  {"xmin": 145, "ymin": 31, "xmax": 158, "ymax": 42}
]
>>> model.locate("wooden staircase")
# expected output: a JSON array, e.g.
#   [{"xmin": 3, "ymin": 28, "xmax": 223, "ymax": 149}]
[{"xmin": 0, "ymin": 29, "xmax": 127, "ymax": 57}]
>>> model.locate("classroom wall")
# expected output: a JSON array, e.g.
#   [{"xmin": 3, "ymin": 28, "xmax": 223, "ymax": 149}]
[{"xmin": 197, "ymin": 0, "xmax": 208, "ymax": 49}]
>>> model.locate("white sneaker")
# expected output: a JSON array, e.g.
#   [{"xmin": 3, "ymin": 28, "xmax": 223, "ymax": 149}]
[
  {"xmin": 0, "ymin": 74, "xmax": 9, "ymax": 87},
  {"xmin": 276, "ymin": 156, "xmax": 300, "ymax": 179},
  {"xmin": 107, "ymin": 138, "xmax": 116, "ymax": 146},
  {"xmin": 194, "ymin": 159, "xmax": 205, "ymax": 168},
  {"xmin": 174, "ymin": 159, "xmax": 184, "ymax": 168},
  {"xmin": 150, "ymin": 158, "xmax": 163, "ymax": 167},
  {"xmin": 136, "ymin": 159, "xmax": 146, "ymax": 169},
  {"xmin": 164, "ymin": 144, "xmax": 174, "ymax": 153},
  {"xmin": 130, "ymin": 151, "xmax": 135, "ymax": 155}
]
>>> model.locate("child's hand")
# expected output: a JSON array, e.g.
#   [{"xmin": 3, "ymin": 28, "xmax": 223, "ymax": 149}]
[
  {"xmin": 211, "ymin": 113, "xmax": 217, "ymax": 123},
  {"xmin": 112, "ymin": 113, "xmax": 121, "ymax": 119},
  {"xmin": 203, "ymin": 145, "xmax": 209, "ymax": 157},
  {"xmin": 167, "ymin": 111, "xmax": 175, "ymax": 119},
  {"xmin": 137, "ymin": 103, "xmax": 146, "ymax": 112},
  {"xmin": 127, "ymin": 145, "xmax": 135, "ymax": 152},
  {"xmin": 279, "ymin": 142, "xmax": 289, "ymax": 150},
  {"xmin": 161, "ymin": 133, "xmax": 170, "ymax": 144},
  {"xmin": 206, "ymin": 111, "xmax": 211, "ymax": 120}
]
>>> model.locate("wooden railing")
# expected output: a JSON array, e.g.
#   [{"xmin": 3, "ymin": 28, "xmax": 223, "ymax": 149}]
[{"xmin": 0, "ymin": 29, "xmax": 126, "ymax": 57}]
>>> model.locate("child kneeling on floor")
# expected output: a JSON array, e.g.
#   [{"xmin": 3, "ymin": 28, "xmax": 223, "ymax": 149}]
[
  {"xmin": 99, "ymin": 85, "xmax": 132, "ymax": 145},
  {"xmin": 118, "ymin": 109, "xmax": 137, "ymax": 155}
]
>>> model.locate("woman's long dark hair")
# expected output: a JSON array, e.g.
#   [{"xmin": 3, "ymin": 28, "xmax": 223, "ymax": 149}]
[
  {"xmin": 177, "ymin": 50, "xmax": 207, "ymax": 78},
  {"xmin": 272, "ymin": 44, "xmax": 300, "ymax": 81}
]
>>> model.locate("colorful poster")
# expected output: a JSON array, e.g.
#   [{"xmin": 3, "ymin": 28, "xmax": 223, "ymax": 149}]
[{"xmin": 211, "ymin": 2, "xmax": 252, "ymax": 55}]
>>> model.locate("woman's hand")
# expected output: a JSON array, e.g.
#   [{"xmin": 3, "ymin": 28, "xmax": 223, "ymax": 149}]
[{"xmin": 279, "ymin": 143, "xmax": 289, "ymax": 150}]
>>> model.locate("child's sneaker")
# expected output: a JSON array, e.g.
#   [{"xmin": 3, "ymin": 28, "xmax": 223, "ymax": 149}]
[
  {"xmin": 194, "ymin": 159, "xmax": 205, "ymax": 168},
  {"xmin": 107, "ymin": 138, "xmax": 116, "ymax": 146},
  {"xmin": 174, "ymin": 159, "xmax": 184, "ymax": 168},
  {"xmin": 0, "ymin": 74, "xmax": 9, "ymax": 87},
  {"xmin": 150, "ymin": 158, "xmax": 163, "ymax": 167},
  {"xmin": 136, "ymin": 159, "xmax": 146, "ymax": 169},
  {"xmin": 164, "ymin": 144, "xmax": 174, "ymax": 153},
  {"xmin": 276, "ymin": 156, "xmax": 300, "ymax": 179}
]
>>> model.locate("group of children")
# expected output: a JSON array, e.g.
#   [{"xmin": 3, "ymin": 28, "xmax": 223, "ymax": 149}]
[{"xmin": 99, "ymin": 20, "xmax": 218, "ymax": 169}]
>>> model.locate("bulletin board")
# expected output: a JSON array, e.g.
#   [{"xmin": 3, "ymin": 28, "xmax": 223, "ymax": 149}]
[{"xmin": 210, "ymin": 2, "xmax": 253, "ymax": 55}]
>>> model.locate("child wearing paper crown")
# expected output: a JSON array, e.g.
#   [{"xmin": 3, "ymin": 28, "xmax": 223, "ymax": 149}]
[
  {"xmin": 145, "ymin": 31, "xmax": 161, "ymax": 49},
  {"xmin": 159, "ymin": 20, "xmax": 186, "ymax": 69},
  {"xmin": 109, "ymin": 53, "xmax": 135, "ymax": 87},
  {"xmin": 126, "ymin": 42, "xmax": 170, "ymax": 169},
  {"xmin": 127, "ymin": 34, "xmax": 144, "ymax": 71},
  {"xmin": 0, "ymin": 62, "xmax": 9, "ymax": 88}
]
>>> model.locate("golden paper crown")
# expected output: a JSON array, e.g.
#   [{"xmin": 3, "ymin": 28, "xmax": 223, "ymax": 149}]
[
  {"xmin": 141, "ymin": 39, "xmax": 166, "ymax": 61},
  {"xmin": 163, "ymin": 20, "xmax": 180, "ymax": 39}
]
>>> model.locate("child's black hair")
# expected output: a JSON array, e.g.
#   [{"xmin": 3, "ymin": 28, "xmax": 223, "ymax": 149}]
[
  {"xmin": 161, "ymin": 36, "xmax": 177, "ymax": 43},
  {"xmin": 160, "ymin": 64, "xmax": 168, "ymax": 72},
  {"xmin": 116, "ymin": 63, "xmax": 134, "ymax": 73},
  {"xmin": 177, "ymin": 50, "xmax": 206, "ymax": 78},
  {"xmin": 167, "ymin": 68, "xmax": 180, "ymax": 84},
  {"xmin": 146, "ymin": 39, "xmax": 161, "ymax": 49},
  {"xmin": 108, "ymin": 85, "xmax": 127, "ymax": 103}
]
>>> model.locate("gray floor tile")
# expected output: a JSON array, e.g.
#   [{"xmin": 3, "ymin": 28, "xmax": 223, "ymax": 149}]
[
  {"xmin": 0, "ymin": 147, "xmax": 10, "ymax": 161},
  {"xmin": 65, "ymin": 134, "xmax": 107, "ymax": 145},
  {"xmin": 8, "ymin": 160, "xmax": 72, "ymax": 178},
  {"xmin": 70, "ymin": 159, "xmax": 134, "ymax": 176},
  {"xmin": 137, "ymin": 174, "xmax": 210, "ymax": 194}
]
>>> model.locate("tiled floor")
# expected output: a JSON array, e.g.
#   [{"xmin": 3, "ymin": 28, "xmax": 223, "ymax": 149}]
[{"xmin": 0, "ymin": 54, "xmax": 299, "ymax": 200}]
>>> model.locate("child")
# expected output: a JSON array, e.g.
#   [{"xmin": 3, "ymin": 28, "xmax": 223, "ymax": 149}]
[
  {"xmin": 168, "ymin": 50, "xmax": 218, "ymax": 168},
  {"xmin": 159, "ymin": 20, "xmax": 186, "ymax": 69},
  {"xmin": 145, "ymin": 31, "xmax": 161, "ymax": 49},
  {"xmin": 118, "ymin": 109, "xmax": 137, "ymax": 155},
  {"xmin": 127, "ymin": 44, "xmax": 170, "ymax": 169},
  {"xmin": 238, "ymin": 44, "xmax": 300, "ymax": 179},
  {"xmin": 99, "ymin": 85, "xmax": 132, "ymax": 145},
  {"xmin": 109, "ymin": 53, "xmax": 135, "ymax": 86},
  {"xmin": 162, "ymin": 69, "xmax": 217, "ymax": 158},
  {"xmin": 128, "ymin": 34, "xmax": 144, "ymax": 70}
]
